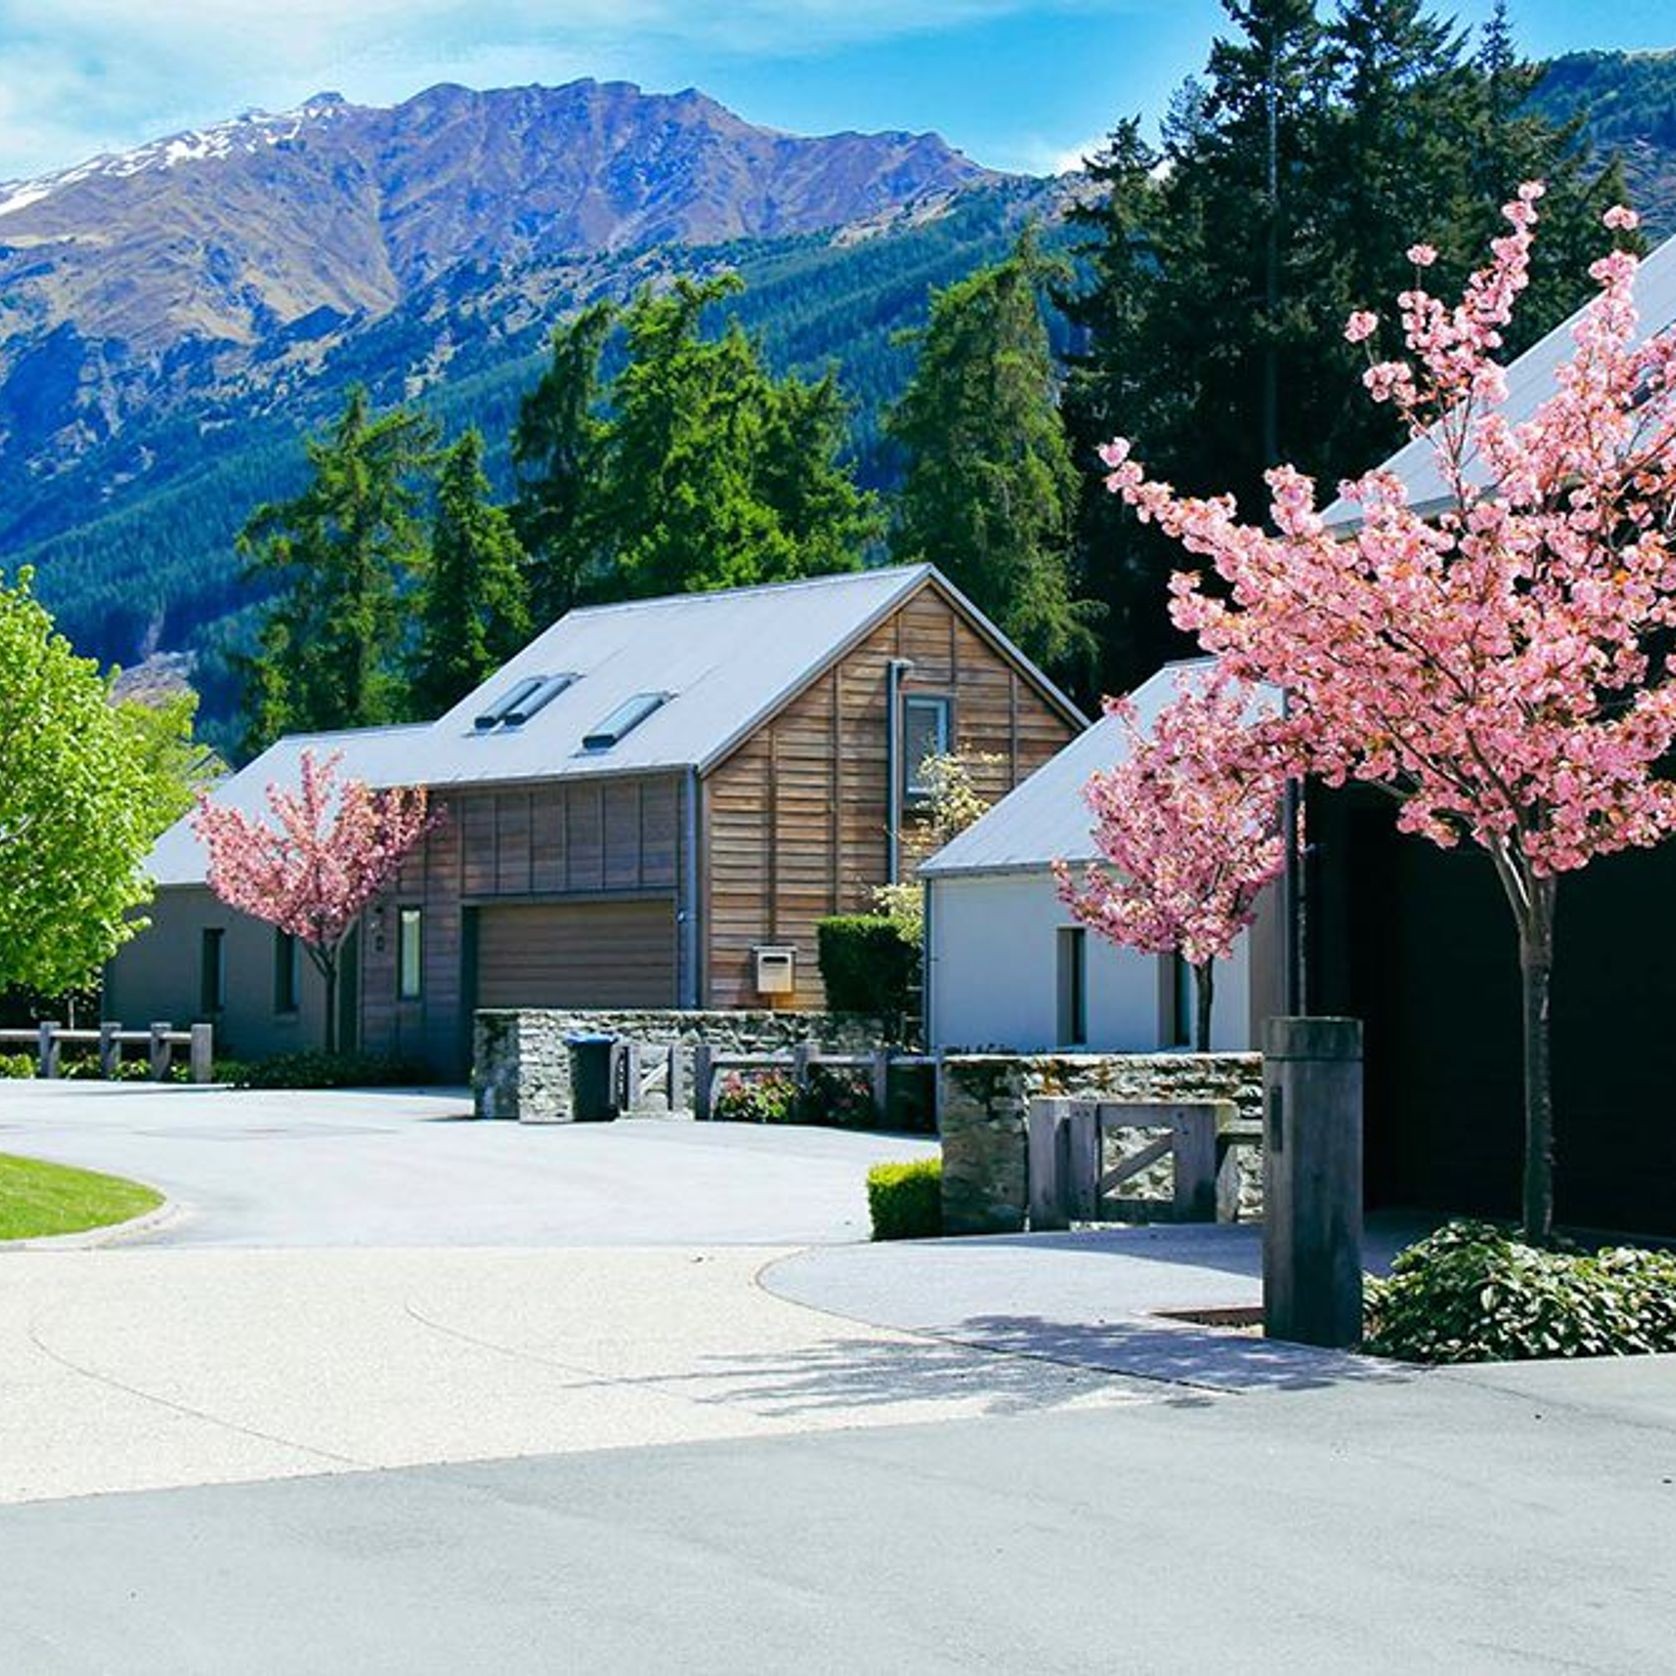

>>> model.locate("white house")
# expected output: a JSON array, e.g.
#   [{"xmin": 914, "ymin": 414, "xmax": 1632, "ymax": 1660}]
[{"xmin": 920, "ymin": 661, "xmax": 1284, "ymax": 1054}]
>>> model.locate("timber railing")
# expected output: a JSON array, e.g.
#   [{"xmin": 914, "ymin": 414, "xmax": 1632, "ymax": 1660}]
[
  {"xmin": 1026, "ymin": 1097, "xmax": 1261, "ymax": 1228},
  {"xmin": 680, "ymin": 1042, "xmax": 936, "ymax": 1125},
  {"xmin": 0, "ymin": 1021, "xmax": 214, "ymax": 1084}
]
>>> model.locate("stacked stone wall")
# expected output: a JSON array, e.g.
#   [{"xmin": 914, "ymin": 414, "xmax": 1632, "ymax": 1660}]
[{"xmin": 938, "ymin": 1052, "xmax": 1264, "ymax": 1234}]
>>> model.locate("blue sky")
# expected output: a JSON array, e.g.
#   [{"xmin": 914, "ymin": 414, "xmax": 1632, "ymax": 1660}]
[{"xmin": 2, "ymin": 0, "xmax": 1673, "ymax": 181}]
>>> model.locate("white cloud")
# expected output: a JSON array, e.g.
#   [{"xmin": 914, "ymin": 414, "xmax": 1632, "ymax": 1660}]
[{"xmin": 0, "ymin": 0, "xmax": 1107, "ymax": 176}]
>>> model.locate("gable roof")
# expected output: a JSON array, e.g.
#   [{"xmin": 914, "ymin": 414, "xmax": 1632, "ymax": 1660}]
[
  {"xmin": 921, "ymin": 659, "xmax": 1277, "ymax": 879},
  {"xmin": 148, "ymin": 564, "xmax": 1085, "ymax": 886},
  {"xmin": 1323, "ymin": 230, "xmax": 1676, "ymax": 530}
]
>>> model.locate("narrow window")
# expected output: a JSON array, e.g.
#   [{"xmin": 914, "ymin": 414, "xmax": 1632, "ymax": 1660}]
[
  {"xmin": 273, "ymin": 930, "xmax": 299, "ymax": 1014},
  {"xmin": 1057, "ymin": 927, "xmax": 1087, "ymax": 1047},
  {"xmin": 1166, "ymin": 951, "xmax": 1193, "ymax": 1048},
  {"xmin": 903, "ymin": 695, "xmax": 951, "ymax": 803},
  {"xmin": 398, "ymin": 907, "xmax": 424, "ymax": 1002},
  {"xmin": 200, "ymin": 928, "xmax": 225, "ymax": 1016}
]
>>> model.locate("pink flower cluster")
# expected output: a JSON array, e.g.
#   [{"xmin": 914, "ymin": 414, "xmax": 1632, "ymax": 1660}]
[
  {"xmin": 1099, "ymin": 188, "xmax": 1676, "ymax": 883},
  {"xmin": 193, "ymin": 750, "xmax": 439, "ymax": 957},
  {"xmin": 1055, "ymin": 672, "xmax": 1288, "ymax": 968}
]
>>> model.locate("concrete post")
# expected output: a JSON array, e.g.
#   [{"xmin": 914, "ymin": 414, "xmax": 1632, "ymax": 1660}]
[
  {"xmin": 149, "ymin": 1022, "xmax": 173, "ymax": 1083},
  {"xmin": 189, "ymin": 1023, "xmax": 214, "ymax": 1085},
  {"xmin": 99, "ymin": 1021, "xmax": 122, "ymax": 1079},
  {"xmin": 1262, "ymin": 1017, "xmax": 1364, "ymax": 1348},
  {"xmin": 38, "ymin": 1021, "xmax": 60, "ymax": 1079}
]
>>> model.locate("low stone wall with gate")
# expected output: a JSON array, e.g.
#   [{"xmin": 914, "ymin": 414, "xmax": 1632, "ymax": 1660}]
[
  {"xmin": 474, "ymin": 1008, "xmax": 891, "ymax": 1121},
  {"xmin": 938, "ymin": 1052, "xmax": 1265, "ymax": 1235}
]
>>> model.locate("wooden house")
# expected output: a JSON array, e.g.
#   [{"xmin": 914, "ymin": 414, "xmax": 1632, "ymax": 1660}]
[{"xmin": 108, "ymin": 565, "xmax": 1084, "ymax": 1077}]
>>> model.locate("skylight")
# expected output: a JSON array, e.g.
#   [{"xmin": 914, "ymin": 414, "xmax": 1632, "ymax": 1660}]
[
  {"xmin": 582, "ymin": 692, "xmax": 669, "ymax": 751},
  {"xmin": 473, "ymin": 673, "xmax": 578, "ymax": 731},
  {"xmin": 474, "ymin": 676, "xmax": 543, "ymax": 731},
  {"xmin": 502, "ymin": 673, "xmax": 576, "ymax": 726}
]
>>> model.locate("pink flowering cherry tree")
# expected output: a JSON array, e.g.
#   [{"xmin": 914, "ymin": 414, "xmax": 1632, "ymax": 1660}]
[
  {"xmin": 1099, "ymin": 186, "xmax": 1676, "ymax": 1242},
  {"xmin": 193, "ymin": 750, "xmax": 438, "ymax": 1053},
  {"xmin": 1056, "ymin": 671, "xmax": 1287, "ymax": 1051}
]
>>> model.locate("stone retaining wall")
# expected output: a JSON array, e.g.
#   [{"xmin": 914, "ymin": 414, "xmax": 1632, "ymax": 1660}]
[
  {"xmin": 473, "ymin": 1008, "xmax": 890, "ymax": 1121},
  {"xmin": 938, "ymin": 1052, "xmax": 1265, "ymax": 1235}
]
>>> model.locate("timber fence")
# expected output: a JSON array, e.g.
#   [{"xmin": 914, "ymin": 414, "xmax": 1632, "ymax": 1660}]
[{"xmin": 0, "ymin": 1021, "xmax": 214, "ymax": 1084}]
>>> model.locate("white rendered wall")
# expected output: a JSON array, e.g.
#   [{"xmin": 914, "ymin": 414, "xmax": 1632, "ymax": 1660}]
[{"xmin": 926, "ymin": 870, "xmax": 1254, "ymax": 1054}]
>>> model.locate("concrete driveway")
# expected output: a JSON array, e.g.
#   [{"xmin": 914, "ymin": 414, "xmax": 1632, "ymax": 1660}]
[{"xmin": 0, "ymin": 1081, "xmax": 937, "ymax": 1247}]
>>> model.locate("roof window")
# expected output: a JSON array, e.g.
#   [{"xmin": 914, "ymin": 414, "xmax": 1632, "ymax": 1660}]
[
  {"xmin": 474, "ymin": 673, "xmax": 577, "ymax": 731},
  {"xmin": 582, "ymin": 692, "xmax": 669, "ymax": 751},
  {"xmin": 474, "ymin": 676, "xmax": 543, "ymax": 731},
  {"xmin": 502, "ymin": 673, "xmax": 576, "ymax": 726}
]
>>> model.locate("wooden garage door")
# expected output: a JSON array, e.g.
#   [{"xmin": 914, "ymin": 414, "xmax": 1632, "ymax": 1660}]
[{"xmin": 475, "ymin": 899, "xmax": 677, "ymax": 1009}]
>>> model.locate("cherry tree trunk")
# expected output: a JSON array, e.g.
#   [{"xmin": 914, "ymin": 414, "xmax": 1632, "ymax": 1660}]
[
  {"xmin": 1193, "ymin": 959, "xmax": 1215, "ymax": 1054},
  {"xmin": 1518, "ymin": 878, "xmax": 1558, "ymax": 1245}
]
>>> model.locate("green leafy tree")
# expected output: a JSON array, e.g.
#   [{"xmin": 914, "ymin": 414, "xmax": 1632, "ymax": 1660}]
[
  {"xmin": 889, "ymin": 231, "xmax": 1097, "ymax": 673},
  {"xmin": 512, "ymin": 300, "xmax": 614, "ymax": 625},
  {"xmin": 0, "ymin": 572, "xmax": 176, "ymax": 992},
  {"xmin": 412, "ymin": 430, "xmax": 531, "ymax": 716},
  {"xmin": 238, "ymin": 388, "xmax": 437, "ymax": 753},
  {"xmin": 114, "ymin": 689, "xmax": 225, "ymax": 840}
]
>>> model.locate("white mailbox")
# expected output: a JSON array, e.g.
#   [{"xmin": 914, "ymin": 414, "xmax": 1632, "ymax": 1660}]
[{"xmin": 754, "ymin": 945, "xmax": 796, "ymax": 996}]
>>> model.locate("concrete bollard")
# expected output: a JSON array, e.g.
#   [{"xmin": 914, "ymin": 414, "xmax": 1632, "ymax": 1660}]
[
  {"xmin": 149, "ymin": 1022, "xmax": 172, "ymax": 1082},
  {"xmin": 37, "ymin": 1021, "xmax": 61, "ymax": 1080},
  {"xmin": 189, "ymin": 1023, "xmax": 214, "ymax": 1085},
  {"xmin": 1262, "ymin": 1017, "xmax": 1365, "ymax": 1349}
]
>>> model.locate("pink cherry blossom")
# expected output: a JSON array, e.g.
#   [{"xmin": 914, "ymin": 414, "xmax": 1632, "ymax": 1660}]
[
  {"xmin": 1406, "ymin": 243, "xmax": 1438, "ymax": 268},
  {"xmin": 1097, "ymin": 183, "xmax": 1676, "ymax": 1242},
  {"xmin": 1603, "ymin": 205, "xmax": 1640, "ymax": 232},
  {"xmin": 1055, "ymin": 671, "xmax": 1287, "ymax": 1050},
  {"xmin": 194, "ymin": 750, "xmax": 439, "ymax": 1051},
  {"xmin": 1345, "ymin": 310, "xmax": 1379, "ymax": 345}
]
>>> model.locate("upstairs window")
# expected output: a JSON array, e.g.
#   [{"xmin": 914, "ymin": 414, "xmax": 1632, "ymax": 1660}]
[
  {"xmin": 903, "ymin": 695, "xmax": 951, "ymax": 803},
  {"xmin": 583, "ymin": 692, "xmax": 668, "ymax": 751}
]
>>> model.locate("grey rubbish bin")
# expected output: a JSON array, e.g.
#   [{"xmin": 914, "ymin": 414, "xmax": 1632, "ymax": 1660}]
[{"xmin": 566, "ymin": 1033, "xmax": 619, "ymax": 1122}]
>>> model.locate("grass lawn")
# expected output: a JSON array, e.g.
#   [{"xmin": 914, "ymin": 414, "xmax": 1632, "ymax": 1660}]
[{"xmin": 0, "ymin": 1153, "xmax": 163, "ymax": 1241}]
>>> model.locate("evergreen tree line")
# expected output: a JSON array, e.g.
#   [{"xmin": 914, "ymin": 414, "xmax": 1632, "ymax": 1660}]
[{"xmin": 238, "ymin": 0, "xmax": 1632, "ymax": 757}]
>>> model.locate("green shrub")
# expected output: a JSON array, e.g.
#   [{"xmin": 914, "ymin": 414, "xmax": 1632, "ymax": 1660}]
[
  {"xmin": 816, "ymin": 916, "xmax": 918, "ymax": 1018},
  {"xmin": 867, "ymin": 1157, "xmax": 943, "ymax": 1241},
  {"xmin": 800, "ymin": 1062, "xmax": 877, "ymax": 1129},
  {"xmin": 1364, "ymin": 1219, "xmax": 1676, "ymax": 1363},
  {"xmin": 222, "ymin": 1050, "xmax": 433, "ymax": 1090},
  {"xmin": 713, "ymin": 1069, "xmax": 801, "ymax": 1123},
  {"xmin": 0, "ymin": 1052, "xmax": 34, "ymax": 1079}
]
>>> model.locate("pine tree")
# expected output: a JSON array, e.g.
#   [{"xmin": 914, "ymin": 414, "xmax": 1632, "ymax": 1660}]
[
  {"xmin": 238, "ymin": 388, "xmax": 436, "ymax": 754},
  {"xmin": 412, "ymin": 430, "xmax": 531, "ymax": 717},
  {"xmin": 888, "ymin": 230, "xmax": 1097, "ymax": 675},
  {"xmin": 512, "ymin": 301, "xmax": 614, "ymax": 625}
]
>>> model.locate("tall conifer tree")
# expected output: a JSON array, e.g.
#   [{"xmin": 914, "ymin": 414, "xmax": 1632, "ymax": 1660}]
[
  {"xmin": 412, "ymin": 429, "xmax": 530, "ymax": 716},
  {"xmin": 889, "ymin": 230, "xmax": 1096, "ymax": 674},
  {"xmin": 238, "ymin": 389, "xmax": 436, "ymax": 754}
]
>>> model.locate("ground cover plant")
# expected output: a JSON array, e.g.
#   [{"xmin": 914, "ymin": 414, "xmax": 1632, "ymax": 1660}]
[
  {"xmin": 867, "ymin": 1157, "xmax": 943, "ymax": 1241},
  {"xmin": 712, "ymin": 1069, "xmax": 801, "ymax": 1124},
  {"xmin": 0, "ymin": 1153, "xmax": 162, "ymax": 1241},
  {"xmin": 1364, "ymin": 1220, "xmax": 1676, "ymax": 1362}
]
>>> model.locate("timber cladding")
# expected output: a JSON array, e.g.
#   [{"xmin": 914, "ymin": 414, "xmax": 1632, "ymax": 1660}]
[
  {"xmin": 359, "ymin": 772, "xmax": 686, "ymax": 1067},
  {"xmin": 702, "ymin": 577, "xmax": 1078, "ymax": 1009}
]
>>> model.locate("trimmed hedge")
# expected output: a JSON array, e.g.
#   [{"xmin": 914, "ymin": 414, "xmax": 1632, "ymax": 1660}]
[
  {"xmin": 867, "ymin": 1157, "xmax": 943, "ymax": 1241},
  {"xmin": 817, "ymin": 915, "xmax": 918, "ymax": 1017},
  {"xmin": 218, "ymin": 1050, "xmax": 433, "ymax": 1090},
  {"xmin": 1364, "ymin": 1220, "xmax": 1676, "ymax": 1363}
]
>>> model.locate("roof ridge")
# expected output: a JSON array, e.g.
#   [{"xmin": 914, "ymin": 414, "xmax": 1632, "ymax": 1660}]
[{"xmin": 555, "ymin": 563, "xmax": 931, "ymax": 623}]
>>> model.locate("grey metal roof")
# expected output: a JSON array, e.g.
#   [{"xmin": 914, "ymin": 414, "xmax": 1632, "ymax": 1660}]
[
  {"xmin": 921, "ymin": 660, "xmax": 1277, "ymax": 878},
  {"xmin": 1324, "ymin": 230, "xmax": 1676, "ymax": 529},
  {"xmin": 148, "ymin": 564, "xmax": 1085, "ymax": 886},
  {"xmin": 146, "ymin": 724, "xmax": 433, "ymax": 888}
]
